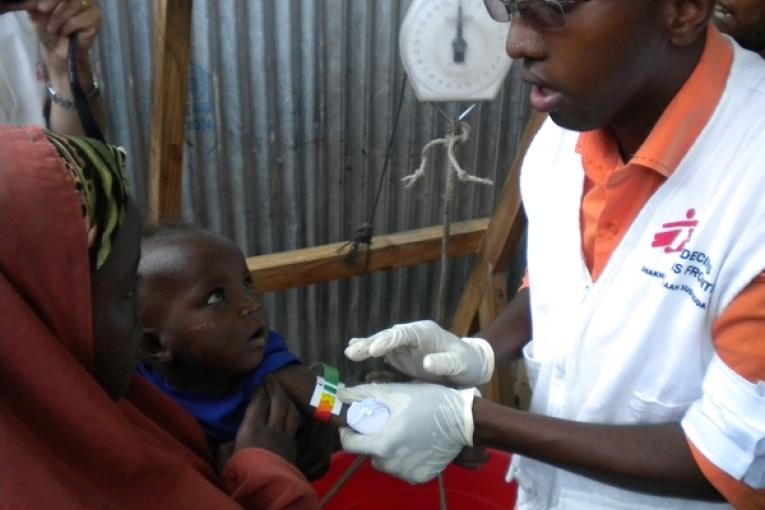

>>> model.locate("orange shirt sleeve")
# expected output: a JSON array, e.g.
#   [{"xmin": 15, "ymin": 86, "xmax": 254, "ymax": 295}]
[
  {"xmin": 710, "ymin": 273, "xmax": 765, "ymax": 383},
  {"xmin": 689, "ymin": 441, "xmax": 765, "ymax": 510},
  {"xmin": 688, "ymin": 272, "xmax": 765, "ymax": 508},
  {"xmin": 223, "ymin": 449, "xmax": 319, "ymax": 510}
]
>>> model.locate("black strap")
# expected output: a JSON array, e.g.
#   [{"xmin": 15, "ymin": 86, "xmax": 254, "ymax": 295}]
[{"xmin": 67, "ymin": 34, "xmax": 104, "ymax": 141}]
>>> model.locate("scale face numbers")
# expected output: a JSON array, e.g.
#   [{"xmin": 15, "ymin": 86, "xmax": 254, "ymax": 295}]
[{"xmin": 399, "ymin": 0, "xmax": 512, "ymax": 102}]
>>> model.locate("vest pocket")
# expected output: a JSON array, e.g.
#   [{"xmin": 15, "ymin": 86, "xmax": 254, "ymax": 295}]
[{"xmin": 628, "ymin": 391, "xmax": 696, "ymax": 424}]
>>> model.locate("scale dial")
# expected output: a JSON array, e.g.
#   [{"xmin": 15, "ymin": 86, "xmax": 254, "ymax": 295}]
[{"xmin": 400, "ymin": 0, "xmax": 512, "ymax": 102}]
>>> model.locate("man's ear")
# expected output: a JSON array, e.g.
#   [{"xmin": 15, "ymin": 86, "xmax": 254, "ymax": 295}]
[
  {"xmin": 141, "ymin": 329, "xmax": 174, "ymax": 364},
  {"xmin": 662, "ymin": 0, "xmax": 714, "ymax": 47}
]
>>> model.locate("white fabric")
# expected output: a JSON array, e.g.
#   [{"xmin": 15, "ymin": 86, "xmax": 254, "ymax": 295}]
[
  {"xmin": 0, "ymin": 12, "xmax": 45, "ymax": 126},
  {"xmin": 682, "ymin": 354, "xmax": 765, "ymax": 488},
  {"xmin": 338, "ymin": 383, "xmax": 476, "ymax": 484},
  {"xmin": 345, "ymin": 320, "xmax": 495, "ymax": 386},
  {"xmin": 513, "ymin": 41, "xmax": 765, "ymax": 509}
]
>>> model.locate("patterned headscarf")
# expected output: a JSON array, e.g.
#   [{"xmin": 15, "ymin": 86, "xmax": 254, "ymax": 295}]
[{"xmin": 45, "ymin": 131, "xmax": 129, "ymax": 269}]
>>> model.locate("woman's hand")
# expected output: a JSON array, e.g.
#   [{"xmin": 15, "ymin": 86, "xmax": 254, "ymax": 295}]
[
  {"xmin": 229, "ymin": 376, "xmax": 301, "ymax": 468},
  {"xmin": 28, "ymin": 0, "xmax": 102, "ymax": 71}
]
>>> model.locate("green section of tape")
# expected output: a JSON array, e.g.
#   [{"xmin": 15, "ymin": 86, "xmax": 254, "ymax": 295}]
[{"xmin": 321, "ymin": 363, "xmax": 339, "ymax": 387}]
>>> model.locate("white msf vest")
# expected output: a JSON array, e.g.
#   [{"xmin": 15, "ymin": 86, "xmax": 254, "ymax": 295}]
[{"xmin": 510, "ymin": 42, "xmax": 765, "ymax": 510}]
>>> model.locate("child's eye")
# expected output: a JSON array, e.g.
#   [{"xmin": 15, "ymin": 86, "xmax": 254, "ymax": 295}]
[
  {"xmin": 243, "ymin": 278, "xmax": 260, "ymax": 298},
  {"xmin": 206, "ymin": 288, "xmax": 225, "ymax": 305}
]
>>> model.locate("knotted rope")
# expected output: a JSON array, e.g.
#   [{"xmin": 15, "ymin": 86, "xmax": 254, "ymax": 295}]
[
  {"xmin": 402, "ymin": 119, "xmax": 493, "ymax": 323},
  {"xmin": 402, "ymin": 121, "xmax": 493, "ymax": 189}
]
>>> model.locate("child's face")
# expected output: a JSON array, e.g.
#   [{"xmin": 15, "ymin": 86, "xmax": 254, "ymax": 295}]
[{"xmin": 142, "ymin": 232, "xmax": 269, "ymax": 382}]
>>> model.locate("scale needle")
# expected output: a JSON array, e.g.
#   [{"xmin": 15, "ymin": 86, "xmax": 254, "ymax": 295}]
[{"xmin": 452, "ymin": 2, "xmax": 467, "ymax": 63}]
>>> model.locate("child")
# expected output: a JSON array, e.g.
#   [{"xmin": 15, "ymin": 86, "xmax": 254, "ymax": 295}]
[{"xmin": 137, "ymin": 225, "xmax": 345, "ymax": 479}]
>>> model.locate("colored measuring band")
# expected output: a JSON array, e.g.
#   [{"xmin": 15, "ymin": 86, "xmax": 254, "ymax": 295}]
[
  {"xmin": 310, "ymin": 365, "xmax": 343, "ymax": 422},
  {"xmin": 314, "ymin": 392, "xmax": 336, "ymax": 422},
  {"xmin": 321, "ymin": 363, "xmax": 339, "ymax": 388}
]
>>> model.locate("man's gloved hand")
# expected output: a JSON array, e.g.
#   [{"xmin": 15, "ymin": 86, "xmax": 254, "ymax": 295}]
[
  {"xmin": 345, "ymin": 320, "xmax": 494, "ymax": 387},
  {"xmin": 338, "ymin": 382, "xmax": 477, "ymax": 484}
]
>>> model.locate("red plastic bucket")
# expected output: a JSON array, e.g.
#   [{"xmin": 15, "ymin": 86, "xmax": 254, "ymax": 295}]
[{"xmin": 312, "ymin": 449, "xmax": 517, "ymax": 509}]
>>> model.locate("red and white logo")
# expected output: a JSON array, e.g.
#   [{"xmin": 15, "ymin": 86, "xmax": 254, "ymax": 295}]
[{"xmin": 651, "ymin": 208, "xmax": 697, "ymax": 253}]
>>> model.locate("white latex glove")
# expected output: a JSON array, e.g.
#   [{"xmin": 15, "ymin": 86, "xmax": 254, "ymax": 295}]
[
  {"xmin": 345, "ymin": 320, "xmax": 494, "ymax": 387},
  {"xmin": 338, "ymin": 383, "xmax": 476, "ymax": 484}
]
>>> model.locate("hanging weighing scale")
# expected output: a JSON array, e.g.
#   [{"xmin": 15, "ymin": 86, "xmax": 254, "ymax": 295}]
[
  {"xmin": 399, "ymin": 0, "xmax": 513, "ymax": 324},
  {"xmin": 339, "ymin": 0, "xmax": 512, "ymax": 272},
  {"xmin": 399, "ymin": 0, "xmax": 512, "ymax": 103}
]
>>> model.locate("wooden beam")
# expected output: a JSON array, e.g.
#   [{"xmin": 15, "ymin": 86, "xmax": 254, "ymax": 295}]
[
  {"xmin": 148, "ymin": 0, "xmax": 193, "ymax": 224},
  {"xmin": 450, "ymin": 110, "xmax": 547, "ymax": 337},
  {"xmin": 248, "ymin": 219, "xmax": 490, "ymax": 294}
]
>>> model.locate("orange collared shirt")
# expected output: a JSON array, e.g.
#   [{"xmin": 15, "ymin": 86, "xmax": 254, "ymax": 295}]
[{"xmin": 575, "ymin": 27, "xmax": 765, "ymax": 508}]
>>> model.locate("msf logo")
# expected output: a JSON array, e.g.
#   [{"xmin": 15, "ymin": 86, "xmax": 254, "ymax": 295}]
[{"xmin": 652, "ymin": 209, "xmax": 698, "ymax": 253}]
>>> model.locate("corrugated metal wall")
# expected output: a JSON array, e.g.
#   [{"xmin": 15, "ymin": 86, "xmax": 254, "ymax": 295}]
[{"xmin": 97, "ymin": 0, "xmax": 531, "ymax": 382}]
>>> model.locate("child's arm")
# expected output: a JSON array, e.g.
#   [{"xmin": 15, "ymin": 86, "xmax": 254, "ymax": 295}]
[
  {"xmin": 272, "ymin": 365, "xmax": 348, "ymax": 428},
  {"xmin": 272, "ymin": 365, "xmax": 342, "ymax": 481}
]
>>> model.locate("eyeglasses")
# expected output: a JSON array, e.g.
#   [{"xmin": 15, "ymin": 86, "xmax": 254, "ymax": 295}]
[{"xmin": 483, "ymin": 0, "xmax": 592, "ymax": 28}]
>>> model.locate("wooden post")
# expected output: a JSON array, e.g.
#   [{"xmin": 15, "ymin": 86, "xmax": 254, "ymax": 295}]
[{"xmin": 148, "ymin": 0, "xmax": 193, "ymax": 224}]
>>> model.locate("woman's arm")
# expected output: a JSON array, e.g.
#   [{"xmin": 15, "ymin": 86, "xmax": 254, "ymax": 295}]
[
  {"xmin": 223, "ymin": 449, "xmax": 318, "ymax": 510},
  {"xmin": 30, "ymin": 0, "xmax": 105, "ymax": 136}
]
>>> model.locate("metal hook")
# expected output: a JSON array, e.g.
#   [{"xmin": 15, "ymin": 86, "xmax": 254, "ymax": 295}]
[
  {"xmin": 431, "ymin": 102, "xmax": 478, "ymax": 123},
  {"xmin": 458, "ymin": 103, "xmax": 477, "ymax": 120}
]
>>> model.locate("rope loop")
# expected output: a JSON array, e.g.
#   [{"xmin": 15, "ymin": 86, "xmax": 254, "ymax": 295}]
[
  {"xmin": 402, "ymin": 120, "xmax": 493, "ymax": 188},
  {"xmin": 401, "ymin": 118, "xmax": 494, "ymax": 322}
]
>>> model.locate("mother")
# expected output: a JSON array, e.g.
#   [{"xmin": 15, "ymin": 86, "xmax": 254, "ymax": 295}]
[{"xmin": 0, "ymin": 126, "xmax": 317, "ymax": 509}]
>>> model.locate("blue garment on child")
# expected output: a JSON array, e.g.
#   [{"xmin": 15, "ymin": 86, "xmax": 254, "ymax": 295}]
[{"xmin": 137, "ymin": 330, "xmax": 300, "ymax": 449}]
